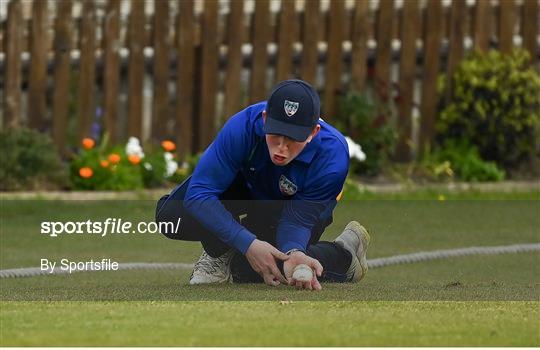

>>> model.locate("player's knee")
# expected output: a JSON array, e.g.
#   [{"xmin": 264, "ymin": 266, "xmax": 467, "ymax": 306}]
[
  {"xmin": 155, "ymin": 194, "xmax": 178, "ymax": 240},
  {"xmin": 155, "ymin": 194, "xmax": 169, "ymax": 221}
]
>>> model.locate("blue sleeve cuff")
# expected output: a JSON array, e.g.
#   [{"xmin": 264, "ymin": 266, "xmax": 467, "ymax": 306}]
[
  {"xmin": 279, "ymin": 241, "xmax": 307, "ymax": 254},
  {"xmin": 231, "ymin": 228, "xmax": 257, "ymax": 255},
  {"xmin": 276, "ymin": 222, "xmax": 311, "ymax": 253}
]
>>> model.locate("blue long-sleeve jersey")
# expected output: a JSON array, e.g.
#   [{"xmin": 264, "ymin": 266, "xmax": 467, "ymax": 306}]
[{"xmin": 184, "ymin": 102, "xmax": 349, "ymax": 254}]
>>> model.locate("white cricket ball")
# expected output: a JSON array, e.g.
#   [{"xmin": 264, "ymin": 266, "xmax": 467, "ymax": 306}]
[{"xmin": 292, "ymin": 264, "xmax": 313, "ymax": 282}]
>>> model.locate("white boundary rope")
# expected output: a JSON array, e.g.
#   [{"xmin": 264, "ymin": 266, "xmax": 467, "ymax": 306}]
[
  {"xmin": 367, "ymin": 243, "xmax": 540, "ymax": 268},
  {"xmin": 1, "ymin": 243, "xmax": 539, "ymax": 279}
]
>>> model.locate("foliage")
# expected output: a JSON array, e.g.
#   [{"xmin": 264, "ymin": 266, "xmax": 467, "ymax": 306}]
[
  {"xmin": 70, "ymin": 136, "xmax": 143, "ymax": 190},
  {"xmin": 438, "ymin": 49, "xmax": 540, "ymax": 170},
  {"xmin": 0, "ymin": 128, "xmax": 69, "ymax": 190},
  {"xmin": 338, "ymin": 91, "xmax": 398, "ymax": 176},
  {"xmin": 420, "ymin": 140, "xmax": 505, "ymax": 182},
  {"xmin": 168, "ymin": 153, "xmax": 202, "ymax": 184},
  {"xmin": 140, "ymin": 144, "xmax": 168, "ymax": 188},
  {"xmin": 70, "ymin": 136, "xmax": 181, "ymax": 190}
]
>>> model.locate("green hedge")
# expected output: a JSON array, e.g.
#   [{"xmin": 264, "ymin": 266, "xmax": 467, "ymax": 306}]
[
  {"xmin": 438, "ymin": 49, "xmax": 540, "ymax": 170},
  {"xmin": 0, "ymin": 128, "xmax": 68, "ymax": 190}
]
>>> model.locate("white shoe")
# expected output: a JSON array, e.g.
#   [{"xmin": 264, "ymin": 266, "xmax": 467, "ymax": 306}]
[
  {"xmin": 334, "ymin": 221, "xmax": 371, "ymax": 282},
  {"xmin": 189, "ymin": 249, "xmax": 235, "ymax": 285}
]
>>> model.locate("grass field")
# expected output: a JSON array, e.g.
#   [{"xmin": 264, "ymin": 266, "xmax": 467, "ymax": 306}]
[
  {"xmin": 2, "ymin": 301, "xmax": 538, "ymax": 346},
  {"xmin": 1, "ymin": 189, "xmax": 539, "ymax": 346}
]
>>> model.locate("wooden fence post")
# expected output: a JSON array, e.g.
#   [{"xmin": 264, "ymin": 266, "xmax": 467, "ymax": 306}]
[
  {"xmin": 419, "ymin": 0, "xmax": 443, "ymax": 155},
  {"xmin": 127, "ymin": 0, "xmax": 145, "ymax": 140},
  {"xmin": 374, "ymin": 0, "xmax": 393, "ymax": 103},
  {"xmin": 522, "ymin": 0, "xmax": 538, "ymax": 63},
  {"xmin": 3, "ymin": 0, "xmax": 23, "ymax": 128},
  {"xmin": 395, "ymin": 0, "xmax": 419, "ymax": 161},
  {"xmin": 152, "ymin": 0, "xmax": 170, "ymax": 141},
  {"xmin": 445, "ymin": 0, "xmax": 466, "ymax": 104},
  {"xmin": 474, "ymin": 0, "xmax": 490, "ymax": 52},
  {"xmin": 199, "ymin": 0, "xmax": 218, "ymax": 149},
  {"xmin": 350, "ymin": 0, "xmax": 369, "ymax": 93},
  {"xmin": 52, "ymin": 0, "xmax": 72, "ymax": 154},
  {"xmin": 28, "ymin": 0, "xmax": 48, "ymax": 130},
  {"xmin": 224, "ymin": 0, "xmax": 244, "ymax": 119},
  {"xmin": 177, "ymin": 0, "xmax": 196, "ymax": 158},
  {"xmin": 103, "ymin": 0, "xmax": 120, "ymax": 144},
  {"xmin": 301, "ymin": 0, "xmax": 319, "ymax": 85},
  {"xmin": 323, "ymin": 0, "xmax": 344, "ymax": 121},
  {"xmin": 250, "ymin": 0, "xmax": 270, "ymax": 103},
  {"xmin": 498, "ymin": 0, "xmax": 515, "ymax": 54},
  {"xmin": 77, "ymin": 0, "xmax": 96, "ymax": 140},
  {"xmin": 276, "ymin": 0, "xmax": 295, "ymax": 82}
]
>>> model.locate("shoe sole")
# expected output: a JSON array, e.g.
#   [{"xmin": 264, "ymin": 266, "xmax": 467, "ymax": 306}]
[
  {"xmin": 342, "ymin": 221, "xmax": 371, "ymax": 282},
  {"xmin": 356, "ymin": 225, "xmax": 371, "ymax": 281}
]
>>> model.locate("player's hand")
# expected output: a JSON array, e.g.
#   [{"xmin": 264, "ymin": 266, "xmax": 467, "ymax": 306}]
[
  {"xmin": 283, "ymin": 251, "xmax": 323, "ymax": 291},
  {"xmin": 245, "ymin": 239, "xmax": 289, "ymax": 286}
]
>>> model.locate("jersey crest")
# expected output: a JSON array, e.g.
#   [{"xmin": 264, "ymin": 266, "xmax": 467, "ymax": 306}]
[{"xmin": 279, "ymin": 175, "xmax": 298, "ymax": 196}]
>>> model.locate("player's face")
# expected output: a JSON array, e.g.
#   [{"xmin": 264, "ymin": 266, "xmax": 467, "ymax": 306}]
[
  {"xmin": 263, "ymin": 111, "xmax": 321, "ymax": 166},
  {"xmin": 265, "ymin": 134, "xmax": 309, "ymax": 166}
]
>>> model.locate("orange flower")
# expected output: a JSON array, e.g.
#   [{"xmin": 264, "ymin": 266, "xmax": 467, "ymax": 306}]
[
  {"xmin": 100, "ymin": 160, "xmax": 110, "ymax": 168},
  {"xmin": 108, "ymin": 153, "xmax": 121, "ymax": 164},
  {"xmin": 81, "ymin": 138, "xmax": 95, "ymax": 150},
  {"xmin": 161, "ymin": 140, "xmax": 176, "ymax": 152},
  {"xmin": 79, "ymin": 167, "xmax": 93, "ymax": 178},
  {"xmin": 128, "ymin": 154, "xmax": 141, "ymax": 165}
]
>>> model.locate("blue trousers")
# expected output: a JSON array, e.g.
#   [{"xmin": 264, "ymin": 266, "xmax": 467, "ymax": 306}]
[{"xmin": 155, "ymin": 175, "xmax": 351, "ymax": 282}]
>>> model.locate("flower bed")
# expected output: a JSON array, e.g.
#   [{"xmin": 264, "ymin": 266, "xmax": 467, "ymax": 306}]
[{"xmin": 70, "ymin": 136, "xmax": 190, "ymax": 190}]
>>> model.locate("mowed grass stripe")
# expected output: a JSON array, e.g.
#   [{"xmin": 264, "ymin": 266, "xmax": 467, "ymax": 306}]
[
  {"xmin": 2, "ymin": 199, "xmax": 539, "ymax": 269},
  {"xmin": 1, "ymin": 252, "xmax": 538, "ymax": 301},
  {"xmin": 2, "ymin": 242, "xmax": 539, "ymax": 278},
  {"xmin": 1, "ymin": 301, "xmax": 538, "ymax": 346}
]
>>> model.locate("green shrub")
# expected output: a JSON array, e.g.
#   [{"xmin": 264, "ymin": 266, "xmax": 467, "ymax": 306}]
[
  {"xmin": 421, "ymin": 140, "xmax": 505, "ymax": 182},
  {"xmin": 338, "ymin": 91, "xmax": 398, "ymax": 176},
  {"xmin": 0, "ymin": 128, "xmax": 69, "ymax": 190},
  {"xmin": 438, "ymin": 49, "xmax": 540, "ymax": 170}
]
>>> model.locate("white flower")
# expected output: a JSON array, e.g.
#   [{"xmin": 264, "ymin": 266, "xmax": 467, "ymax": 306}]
[
  {"xmin": 143, "ymin": 162, "xmax": 153, "ymax": 171},
  {"xmin": 166, "ymin": 161, "xmax": 178, "ymax": 177},
  {"xmin": 164, "ymin": 152, "xmax": 178, "ymax": 177},
  {"xmin": 345, "ymin": 136, "xmax": 366, "ymax": 162},
  {"xmin": 125, "ymin": 137, "xmax": 145, "ymax": 158}
]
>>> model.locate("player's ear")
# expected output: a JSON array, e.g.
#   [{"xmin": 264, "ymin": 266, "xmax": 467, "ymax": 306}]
[
  {"xmin": 310, "ymin": 124, "xmax": 321, "ymax": 140},
  {"xmin": 306, "ymin": 125, "xmax": 320, "ymax": 143},
  {"xmin": 262, "ymin": 111, "xmax": 267, "ymax": 123}
]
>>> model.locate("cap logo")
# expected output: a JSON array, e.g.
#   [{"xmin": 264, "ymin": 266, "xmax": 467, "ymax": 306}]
[{"xmin": 284, "ymin": 100, "xmax": 299, "ymax": 117}]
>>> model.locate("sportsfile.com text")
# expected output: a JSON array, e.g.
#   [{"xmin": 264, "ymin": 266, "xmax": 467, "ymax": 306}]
[{"xmin": 40, "ymin": 218, "xmax": 181, "ymax": 237}]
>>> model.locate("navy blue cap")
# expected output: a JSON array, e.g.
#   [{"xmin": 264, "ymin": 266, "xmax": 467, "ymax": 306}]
[{"xmin": 264, "ymin": 79, "xmax": 321, "ymax": 142}]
